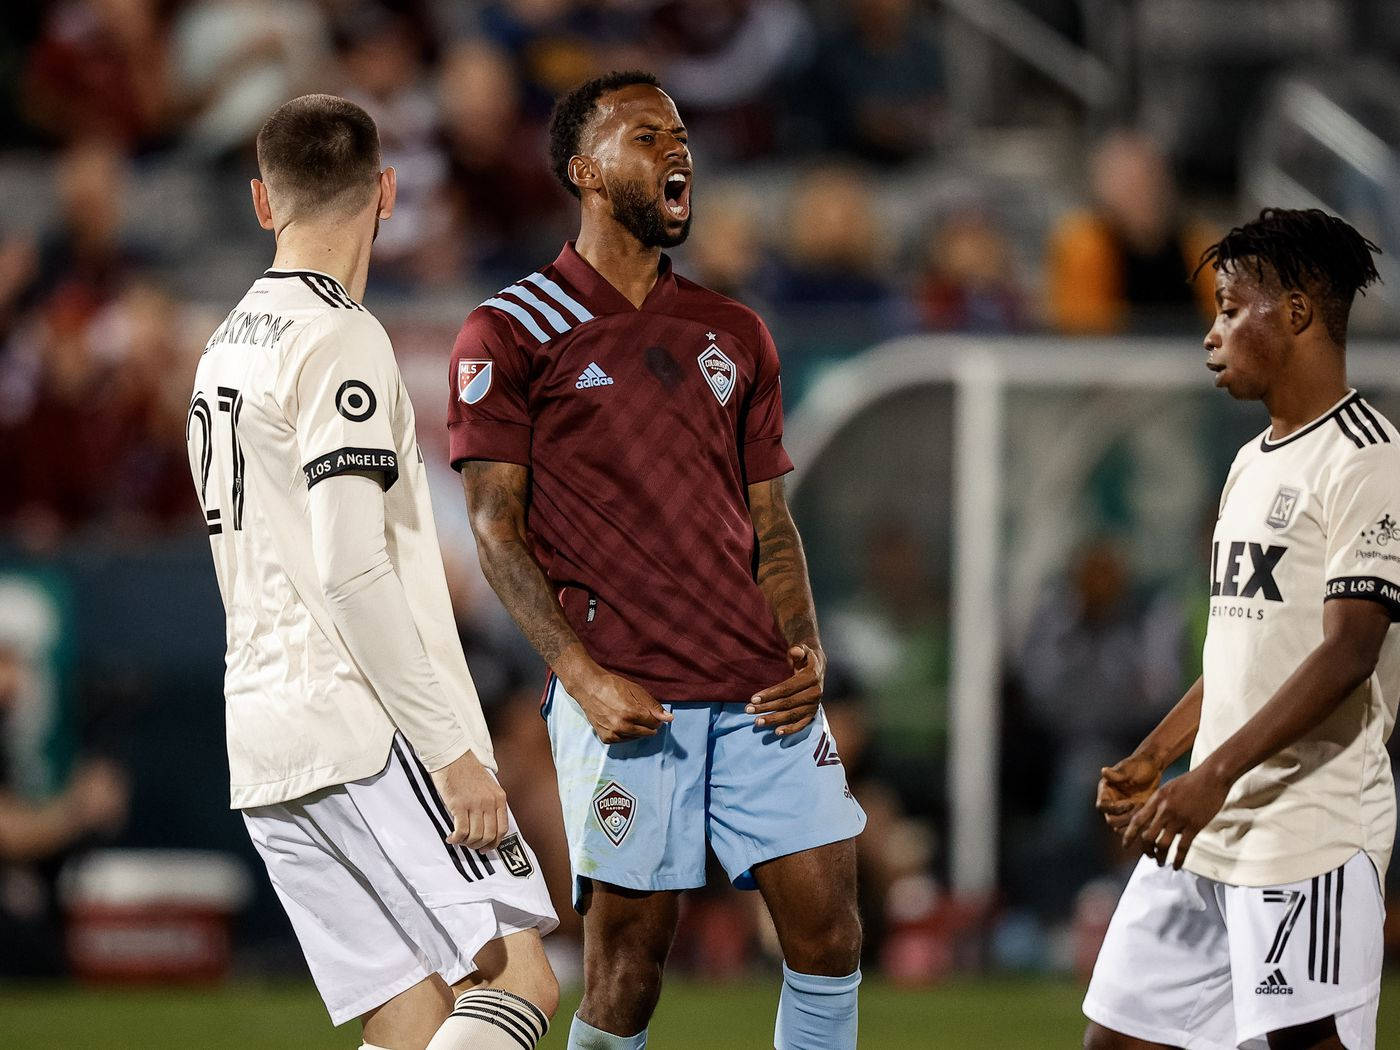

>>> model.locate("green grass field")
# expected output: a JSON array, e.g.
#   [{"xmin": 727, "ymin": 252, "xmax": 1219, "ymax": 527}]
[{"xmin": 3, "ymin": 976, "xmax": 1400, "ymax": 1049}]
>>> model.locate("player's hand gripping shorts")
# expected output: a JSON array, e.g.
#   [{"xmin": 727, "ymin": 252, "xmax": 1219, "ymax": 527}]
[
  {"xmin": 243, "ymin": 736, "xmax": 558, "ymax": 1025},
  {"xmin": 1084, "ymin": 852, "xmax": 1383, "ymax": 1049},
  {"xmin": 543, "ymin": 675, "xmax": 866, "ymax": 906}
]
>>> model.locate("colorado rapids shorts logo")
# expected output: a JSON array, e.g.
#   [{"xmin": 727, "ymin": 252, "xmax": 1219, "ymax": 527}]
[
  {"xmin": 458, "ymin": 359, "xmax": 492, "ymax": 404},
  {"xmin": 497, "ymin": 833, "xmax": 534, "ymax": 878},
  {"xmin": 592, "ymin": 781, "xmax": 636, "ymax": 847},
  {"xmin": 698, "ymin": 336, "xmax": 736, "ymax": 406}
]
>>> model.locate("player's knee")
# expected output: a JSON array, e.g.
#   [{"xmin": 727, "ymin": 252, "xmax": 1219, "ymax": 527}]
[
  {"xmin": 517, "ymin": 962, "xmax": 560, "ymax": 1021},
  {"xmin": 785, "ymin": 906, "xmax": 862, "ymax": 976}
]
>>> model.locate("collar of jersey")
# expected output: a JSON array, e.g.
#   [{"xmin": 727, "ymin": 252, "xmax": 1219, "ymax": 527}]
[
  {"xmin": 261, "ymin": 268, "xmax": 359, "ymax": 305},
  {"xmin": 1259, "ymin": 389, "xmax": 1359, "ymax": 452},
  {"xmin": 550, "ymin": 241, "xmax": 677, "ymax": 315}
]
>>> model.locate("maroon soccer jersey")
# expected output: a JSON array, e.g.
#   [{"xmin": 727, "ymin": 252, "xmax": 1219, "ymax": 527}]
[{"xmin": 448, "ymin": 242, "xmax": 794, "ymax": 702}]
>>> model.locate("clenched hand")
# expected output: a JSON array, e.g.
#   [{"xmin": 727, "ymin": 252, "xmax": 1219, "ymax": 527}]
[{"xmin": 429, "ymin": 749, "xmax": 509, "ymax": 851}]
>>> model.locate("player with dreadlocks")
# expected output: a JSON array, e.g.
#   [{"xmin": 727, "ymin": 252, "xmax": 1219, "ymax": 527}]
[{"xmin": 1083, "ymin": 208, "xmax": 1396, "ymax": 1050}]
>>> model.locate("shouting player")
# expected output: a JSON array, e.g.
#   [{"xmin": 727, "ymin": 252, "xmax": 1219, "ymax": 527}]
[
  {"xmin": 188, "ymin": 95, "xmax": 558, "ymax": 1050},
  {"xmin": 448, "ymin": 72, "xmax": 866, "ymax": 1050},
  {"xmin": 1085, "ymin": 209, "xmax": 1396, "ymax": 1050}
]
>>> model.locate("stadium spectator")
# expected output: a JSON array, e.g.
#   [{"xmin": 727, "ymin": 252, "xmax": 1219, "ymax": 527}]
[
  {"xmin": 169, "ymin": 0, "xmax": 330, "ymax": 161},
  {"xmin": 914, "ymin": 209, "xmax": 1025, "ymax": 332},
  {"xmin": 337, "ymin": 8, "xmax": 455, "ymax": 286},
  {"xmin": 760, "ymin": 165, "xmax": 909, "ymax": 338},
  {"xmin": 678, "ymin": 182, "xmax": 766, "ymax": 303},
  {"xmin": 1009, "ymin": 538, "xmax": 1182, "ymax": 915},
  {"xmin": 824, "ymin": 519, "xmax": 949, "ymax": 823},
  {"xmin": 0, "ymin": 574, "xmax": 129, "ymax": 978},
  {"xmin": 653, "ymin": 0, "xmax": 814, "ymax": 161},
  {"xmin": 1045, "ymin": 130, "xmax": 1216, "ymax": 333},
  {"xmin": 22, "ymin": 0, "xmax": 171, "ymax": 148},
  {"xmin": 799, "ymin": 0, "xmax": 944, "ymax": 163},
  {"xmin": 438, "ymin": 37, "xmax": 570, "ymax": 281}
]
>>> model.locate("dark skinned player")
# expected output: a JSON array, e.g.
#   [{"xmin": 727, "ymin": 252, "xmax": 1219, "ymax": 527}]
[
  {"xmin": 447, "ymin": 72, "xmax": 865, "ymax": 1050},
  {"xmin": 1085, "ymin": 209, "xmax": 1395, "ymax": 1050}
]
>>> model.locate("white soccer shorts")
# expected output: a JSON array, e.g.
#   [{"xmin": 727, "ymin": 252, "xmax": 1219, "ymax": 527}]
[
  {"xmin": 243, "ymin": 737, "xmax": 558, "ymax": 1025},
  {"xmin": 1084, "ymin": 852, "xmax": 1382, "ymax": 1050}
]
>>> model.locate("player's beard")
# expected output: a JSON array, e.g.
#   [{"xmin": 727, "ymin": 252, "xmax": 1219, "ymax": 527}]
[{"xmin": 611, "ymin": 176, "xmax": 691, "ymax": 248}]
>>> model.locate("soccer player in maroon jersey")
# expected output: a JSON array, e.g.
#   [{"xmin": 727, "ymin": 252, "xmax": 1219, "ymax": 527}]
[{"xmin": 448, "ymin": 72, "xmax": 867, "ymax": 1050}]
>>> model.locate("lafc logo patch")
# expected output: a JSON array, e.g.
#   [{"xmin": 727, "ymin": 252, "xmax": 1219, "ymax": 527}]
[
  {"xmin": 497, "ymin": 833, "xmax": 534, "ymax": 878},
  {"xmin": 458, "ymin": 359, "xmax": 492, "ymax": 405},
  {"xmin": 592, "ymin": 781, "xmax": 636, "ymax": 847},
  {"xmin": 698, "ymin": 334, "xmax": 736, "ymax": 406},
  {"xmin": 1265, "ymin": 486, "xmax": 1300, "ymax": 530}
]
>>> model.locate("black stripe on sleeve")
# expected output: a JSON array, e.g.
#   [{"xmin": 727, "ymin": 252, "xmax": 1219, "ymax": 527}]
[
  {"xmin": 1356, "ymin": 400, "xmax": 1392, "ymax": 443},
  {"xmin": 1345, "ymin": 405, "xmax": 1379, "ymax": 445},
  {"xmin": 302, "ymin": 447, "xmax": 399, "ymax": 490},
  {"xmin": 299, "ymin": 274, "xmax": 341, "ymax": 307},
  {"xmin": 1334, "ymin": 413, "xmax": 1366, "ymax": 449},
  {"xmin": 1325, "ymin": 576, "xmax": 1400, "ymax": 620}
]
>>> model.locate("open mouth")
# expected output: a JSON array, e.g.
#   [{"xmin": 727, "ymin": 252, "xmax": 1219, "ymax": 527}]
[
  {"xmin": 663, "ymin": 170, "xmax": 691, "ymax": 222},
  {"xmin": 1206, "ymin": 361, "xmax": 1225, "ymax": 372}
]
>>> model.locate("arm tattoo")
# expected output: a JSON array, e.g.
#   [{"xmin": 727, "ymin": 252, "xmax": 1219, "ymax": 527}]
[
  {"xmin": 460, "ymin": 461, "xmax": 580, "ymax": 666},
  {"xmin": 750, "ymin": 478, "xmax": 820, "ymax": 649}
]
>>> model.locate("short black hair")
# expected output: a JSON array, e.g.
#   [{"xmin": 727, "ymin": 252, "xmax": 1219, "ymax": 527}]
[
  {"xmin": 256, "ymin": 94, "xmax": 380, "ymax": 219},
  {"xmin": 547, "ymin": 70, "xmax": 662, "ymax": 198},
  {"xmin": 1195, "ymin": 207, "xmax": 1382, "ymax": 343}
]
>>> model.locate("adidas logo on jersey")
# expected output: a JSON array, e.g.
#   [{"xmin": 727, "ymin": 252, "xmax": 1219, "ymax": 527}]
[
  {"xmin": 1255, "ymin": 968, "xmax": 1293, "ymax": 995},
  {"xmin": 576, "ymin": 363, "xmax": 614, "ymax": 389}
]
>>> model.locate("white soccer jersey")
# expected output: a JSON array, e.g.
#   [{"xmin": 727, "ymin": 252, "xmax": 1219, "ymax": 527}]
[
  {"xmin": 189, "ymin": 269, "xmax": 493, "ymax": 808},
  {"xmin": 1187, "ymin": 390, "xmax": 1400, "ymax": 887}
]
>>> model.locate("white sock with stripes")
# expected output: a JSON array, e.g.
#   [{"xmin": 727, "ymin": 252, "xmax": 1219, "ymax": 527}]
[{"xmin": 425, "ymin": 988, "xmax": 550, "ymax": 1050}]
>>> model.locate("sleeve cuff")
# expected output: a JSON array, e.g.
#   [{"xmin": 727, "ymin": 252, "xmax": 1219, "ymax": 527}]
[
  {"xmin": 449, "ymin": 419, "xmax": 531, "ymax": 469},
  {"xmin": 744, "ymin": 435, "xmax": 795, "ymax": 483},
  {"xmin": 303, "ymin": 448, "xmax": 399, "ymax": 490},
  {"xmin": 1325, "ymin": 576, "xmax": 1400, "ymax": 620}
]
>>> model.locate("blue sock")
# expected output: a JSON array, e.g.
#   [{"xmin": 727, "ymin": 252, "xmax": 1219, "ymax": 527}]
[
  {"xmin": 566, "ymin": 1014, "xmax": 647, "ymax": 1049},
  {"xmin": 774, "ymin": 963, "xmax": 861, "ymax": 1050}
]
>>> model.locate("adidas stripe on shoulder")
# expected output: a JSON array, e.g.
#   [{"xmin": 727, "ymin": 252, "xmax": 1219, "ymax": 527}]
[{"xmin": 480, "ymin": 271, "xmax": 594, "ymax": 346}]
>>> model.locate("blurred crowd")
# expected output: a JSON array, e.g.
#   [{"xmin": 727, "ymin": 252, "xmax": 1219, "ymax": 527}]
[{"xmin": 4, "ymin": 0, "xmax": 1392, "ymax": 987}]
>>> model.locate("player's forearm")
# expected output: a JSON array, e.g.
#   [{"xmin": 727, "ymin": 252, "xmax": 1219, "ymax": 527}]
[
  {"xmin": 459, "ymin": 461, "xmax": 595, "ymax": 684},
  {"xmin": 1198, "ymin": 634, "xmax": 1379, "ymax": 789},
  {"xmin": 310, "ymin": 475, "xmax": 472, "ymax": 770},
  {"xmin": 750, "ymin": 480, "xmax": 820, "ymax": 651},
  {"xmin": 1133, "ymin": 675, "xmax": 1203, "ymax": 771}
]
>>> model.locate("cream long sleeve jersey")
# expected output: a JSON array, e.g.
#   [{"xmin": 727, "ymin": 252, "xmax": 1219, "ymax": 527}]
[
  {"xmin": 1187, "ymin": 390, "xmax": 1400, "ymax": 886},
  {"xmin": 188, "ymin": 268, "xmax": 493, "ymax": 809}
]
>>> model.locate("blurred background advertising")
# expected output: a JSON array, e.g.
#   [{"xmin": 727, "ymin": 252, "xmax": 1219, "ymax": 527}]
[{"xmin": 4, "ymin": 0, "xmax": 1400, "ymax": 1045}]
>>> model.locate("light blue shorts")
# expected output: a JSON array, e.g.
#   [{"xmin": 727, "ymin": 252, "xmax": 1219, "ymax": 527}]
[{"xmin": 543, "ymin": 675, "xmax": 867, "ymax": 908}]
